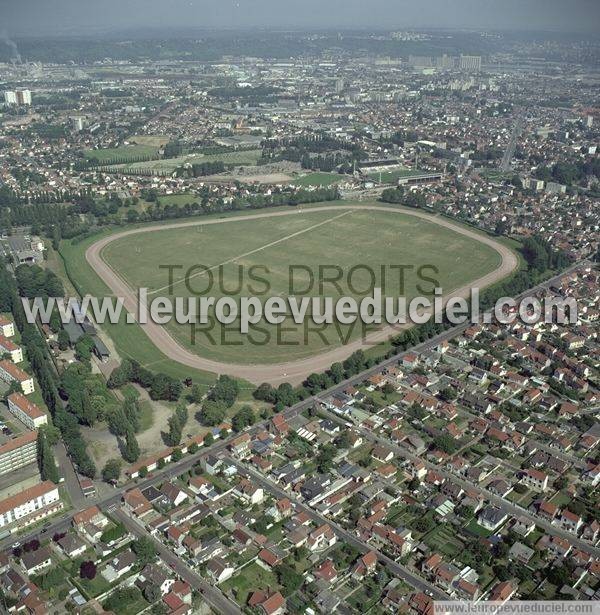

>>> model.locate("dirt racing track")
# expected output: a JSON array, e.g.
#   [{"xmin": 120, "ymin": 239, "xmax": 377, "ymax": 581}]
[{"xmin": 86, "ymin": 205, "xmax": 518, "ymax": 385}]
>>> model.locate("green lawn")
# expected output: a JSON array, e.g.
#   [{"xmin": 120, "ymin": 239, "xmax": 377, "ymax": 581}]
[
  {"xmin": 74, "ymin": 573, "xmax": 111, "ymax": 599},
  {"xmin": 292, "ymin": 172, "xmax": 345, "ymax": 187},
  {"xmin": 422, "ymin": 524, "xmax": 464, "ymax": 557},
  {"xmin": 138, "ymin": 400, "xmax": 154, "ymax": 432},
  {"xmin": 102, "ymin": 590, "xmax": 150, "ymax": 615},
  {"xmin": 464, "ymin": 518, "xmax": 495, "ymax": 538},
  {"xmin": 120, "ymin": 384, "xmax": 140, "ymax": 400},
  {"xmin": 85, "ymin": 144, "xmax": 160, "ymax": 163},
  {"xmin": 106, "ymin": 149, "xmax": 262, "ymax": 173},
  {"xmin": 101, "ymin": 204, "xmax": 502, "ymax": 364},
  {"xmin": 220, "ymin": 561, "xmax": 281, "ymax": 606},
  {"xmin": 549, "ymin": 490, "xmax": 572, "ymax": 508}
]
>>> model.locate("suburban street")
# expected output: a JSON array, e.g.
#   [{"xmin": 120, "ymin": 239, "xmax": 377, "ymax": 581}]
[
  {"xmin": 318, "ymin": 405, "xmax": 600, "ymax": 558},
  {"xmin": 113, "ymin": 509, "xmax": 243, "ymax": 615},
  {"xmin": 228, "ymin": 459, "xmax": 451, "ymax": 601},
  {"xmin": 499, "ymin": 111, "xmax": 525, "ymax": 173},
  {"xmin": 0, "ymin": 258, "xmax": 591, "ymax": 610}
]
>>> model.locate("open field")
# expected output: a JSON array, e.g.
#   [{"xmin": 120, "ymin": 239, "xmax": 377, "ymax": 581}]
[
  {"xmin": 203, "ymin": 172, "xmax": 294, "ymax": 185},
  {"xmin": 84, "ymin": 144, "xmax": 160, "ymax": 162},
  {"xmin": 57, "ymin": 204, "xmax": 360, "ymax": 386},
  {"xmin": 128, "ymin": 135, "xmax": 170, "ymax": 147},
  {"xmin": 101, "ymin": 206, "xmax": 502, "ymax": 364},
  {"xmin": 291, "ymin": 172, "xmax": 345, "ymax": 187},
  {"xmin": 366, "ymin": 167, "xmax": 430, "ymax": 184},
  {"xmin": 106, "ymin": 149, "xmax": 263, "ymax": 173},
  {"xmin": 81, "ymin": 201, "xmax": 517, "ymax": 383}
]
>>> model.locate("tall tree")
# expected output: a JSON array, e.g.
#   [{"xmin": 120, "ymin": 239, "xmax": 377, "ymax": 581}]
[
  {"xmin": 122, "ymin": 427, "xmax": 140, "ymax": 463},
  {"xmin": 124, "ymin": 398, "xmax": 140, "ymax": 433},
  {"xmin": 165, "ymin": 414, "xmax": 182, "ymax": 447},
  {"xmin": 108, "ymin": 406, "xmax": 130, "ymax": 437},
  {"xmin": 37, "ymin": 430, "xmax": 59, "ymax": 484}
]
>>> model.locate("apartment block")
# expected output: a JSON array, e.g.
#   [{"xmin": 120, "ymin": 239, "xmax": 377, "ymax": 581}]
[
  {"xmin": 0, "ymin": 431, "xmax": 38, "ymax": 476},
  {"xmin": 0, "ymin": 317, "xmax": 15, "ymax": 338},
  {"xmin": 0, "ymin": 360, "xmax": 34, "ymax": 395},
  {"xmin": 0, "ymin": 481, "xmax": 61, "ymax": 529},
  {"xmin": 0, "ymin": 335, "xmax": 23, "ymax": 364},
  {"xmin": 7, "ymin": 393, "xmax": 48, "ymax": 430}
]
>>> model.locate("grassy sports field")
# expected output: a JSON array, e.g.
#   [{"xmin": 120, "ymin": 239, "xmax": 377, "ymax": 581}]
[
  {"xmin": 104, "ymin": 149, "xmax": 263, "ymax": 173},
  {"xmin": 366, "ymin": 167, "xmax": 430, "ymax": 184},
  {"xmin": 291, "ymin": 172, "xmax": 345, "ymax": 187},
  {"xmin": 99, "ymin": 204, "xmax": 502, "ymax": 364},
  {"xmin": 58, "ymin": 235, "xmax": 222, "ymax": 389},
  {"xmin": 84, "ymin": 144, "xmax": 160, "ymax": 162}
]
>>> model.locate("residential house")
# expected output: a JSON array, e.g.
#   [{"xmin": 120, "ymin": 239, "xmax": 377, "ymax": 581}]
[
  {"xmin": 207, "ymin": 557, "xmax": 235, "ymax": 583},
  {"xmin": 21, "ymin": 546, "xmax": 52, "ymax": 576},
  {"xmin": 478, "ymin": 506, "xmax": 508, "ymax": 531}
]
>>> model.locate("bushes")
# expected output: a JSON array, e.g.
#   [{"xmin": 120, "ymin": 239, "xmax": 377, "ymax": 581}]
[
  {"xmin": 232, "ymin": 405, "xmax": 255, "ymax": 432},
  {"xmin": 108, "ymin": 358, "xmax": 182, "ymax": 401},
  {"xmin": 199, "ymin": 400, "xmax": 227, "ymax": 427},
  {"xmin": 208, "ymin": 375, "xmax": 239, "ymax": 407}
]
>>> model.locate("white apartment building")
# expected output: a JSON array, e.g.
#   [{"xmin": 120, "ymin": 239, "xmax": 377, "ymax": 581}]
[
  {"xmin": 0, "ymin": 335, "xmax": 23, "ymax": 363},
  {"xmin": 0, "ymin": 360, "xmax": 34, "ymax": 395},
  {"xmin": 0, "ymin": 431, "xmax": 38, "ymax": 477},
  {"xmin": 521, "ymin": 468, "xmax": 549, "ymax": 492},
  {"xmin": 0, "ymin": 481, "xmax": 62, "ymax": 529},
  {"xmin": 0, "ymin": 317, "xmax": 15, "ymax": 338},
  {"xmin": 7, "ymin": 392, "xmax": 48, "ymax": 430}
]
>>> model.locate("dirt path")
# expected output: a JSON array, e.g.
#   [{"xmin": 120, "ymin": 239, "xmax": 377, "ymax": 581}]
[{"xmin": 85, "ymin": 205, "xmax": 518, "ymax": 385}]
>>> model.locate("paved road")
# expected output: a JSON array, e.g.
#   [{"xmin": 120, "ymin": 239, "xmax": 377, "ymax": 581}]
[
  {"xmin": 54, "ymin": 442, "xmax": 86, "ymax": 508},
  {"xmin": 113, "ymin": 509, "xmax": 242, "ymax": 615},
  {"xmin": 86, "ymin": 204, "xmax": 518, "ymax": 385},
  {"xmin": 228, "ymin": 459, "xmax": 450, "ymax": 601},
  {"xmin": 499, "ymin": 113, "xmax": 525, "ymax": 173}
]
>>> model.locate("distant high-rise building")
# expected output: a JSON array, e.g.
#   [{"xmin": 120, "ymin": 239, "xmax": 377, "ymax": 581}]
[
  {"xmin": 16, "ymin": 89, "xmax": 32, "ymax": 105},
  {"xmin": 71, "ymin": 116, "xmax": 86, "ymax": 132},
  {"xmin": 408, "ymin": 55, "xmax": 433, "ymax": 69},
  {"xmin": 4, "ymin": 89, "xmax": 31, "ymax": 106},
  {"xmin": 4, "ymin": 91, "xmax": 17, "ymax": 105},
  {"xmin": 459, "ymin": 55, "xmax": 482, "ymax": 72},
  {"xmin": 435, "ymin": 54, "xmax": 456, "ymax": 70},
  {"xmin": 586, "ymin": 115, "xmax": 594, "ymax": 128},
  {"xmin": 335, "ymin": 78, "xmax": 345, "ymax": 94}
]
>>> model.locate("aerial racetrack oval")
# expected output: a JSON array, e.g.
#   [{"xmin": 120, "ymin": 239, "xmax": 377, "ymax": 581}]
[{"xmin": 85, "ymin": 203, "xmax": 518, "ymax": 385}]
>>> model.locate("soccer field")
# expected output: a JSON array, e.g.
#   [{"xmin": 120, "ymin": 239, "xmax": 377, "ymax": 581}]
[
  {"xmin": 292, "ymin": 172, "xmax": 344, "ymax": 187},
  {"xmin": 100, "ymin": 205, "xmax": 502, "ymax": 364},
  {"xmin": 367, "ymin": 168, "xmax": 429, "ymax": 184}
]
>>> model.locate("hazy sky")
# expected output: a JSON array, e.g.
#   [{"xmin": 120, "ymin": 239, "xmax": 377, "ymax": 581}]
[{"xmin": 2, "ymin": 0, "xmax": 599, "ymax": 35}]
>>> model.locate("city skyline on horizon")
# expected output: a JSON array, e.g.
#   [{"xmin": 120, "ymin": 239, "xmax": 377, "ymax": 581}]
[{"xmin": 2, "ymin": 0, "xmax": 600, "ymax": 36}]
